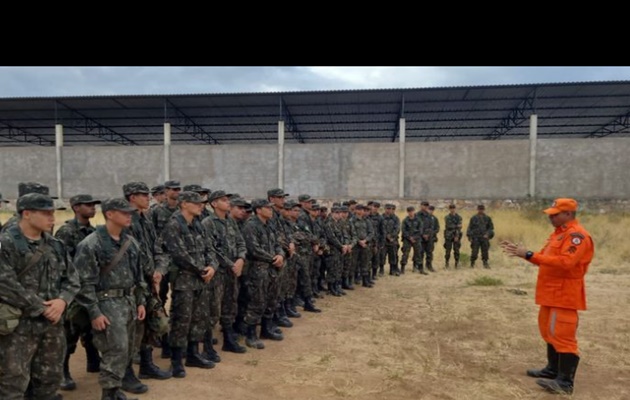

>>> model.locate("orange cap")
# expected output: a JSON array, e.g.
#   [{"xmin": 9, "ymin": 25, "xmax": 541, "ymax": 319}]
[{"xmin": 543, "ymin": 198, "xmax": 578, "ymax": 215}]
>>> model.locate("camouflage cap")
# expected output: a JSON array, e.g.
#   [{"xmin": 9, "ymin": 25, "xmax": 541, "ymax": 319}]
[
  {"xmin": 230, "ymin": 197, "xmax": 250, "ymax": 208},
  {"xmin": 332, "ymin": 202, "xmax": 341, "ymax": 207},
  {"xmin": 283, "ymin": 200, "xmax": 302, "ymax": 210},
  {"xmin": 101, "ymin": 198, "xmax": 136, "ymax": 213},
  {"xmin": 477, "ymin": 204, "xmax": 486, "ymax": 210},
  {"xmin": 231, "ymin": 193, "xmax": 241, "ymax": 198},
  {"xmin": 208, "ymin": 190, "xmax": 233, "ymax": 203},
  {"xmin": 310, "ymin": 203, "xmax": 321, "ymax": 211},
  {"xmin": 0, "ymin": 192, "xmax": 9, "ymax": 203},
  {"xmin": 340, "ymin": 205, "xmax": 349, "ymax": 212},
  {"xmin": 18, "ymin": 182, "xmax": 57, "ymax": 199},
  {"xmin": 342, "ymin": 201, "xmax": 350, "ymax": 207},
  {"xmin": 183, "ymin": 184, "xmax": 210, "ymax": 194},
  {"xmin": 385, "ymin": 203, "xmax": 396, "ymax": 209},
  {"xmin": 366, "ymin": 201, "xmax": 374, "ymax": 206},
  {"xmin": 178, "ymin": 191, "xmax": 206, "ymax": 203},
  {"xmin": 331, "ymin": 206, "xmax": 341, "ymax": 213},
  {"xmin": 347, "ymin": 199, "xmax": 358, "ymax": 205},
  {"xmin": 164, "ymin": 180, "xmax": 181, "ymax": 189},
  {"xmin": 428, "ymin": 205, "xmax": 435, "ymax": 211},
  {"xmin": 267, "ymin": 188, "xmax": 289, "ymax": 197},
  {"xmin": 123, "ymin": 182, "xmax": 150, "ymax": 196},
  {"xmin": 251, "ymin": 198, "xmax": 273, "ymax": 210},
  {"xmin": 151, "ymin": 185, "xmax": 166, "ymax": 194},
  {"xmin": 372, "ymin": 201, "xmax": 381, "ymax": 208},
  {"xmin": 448, "ymin": 204, "xmax": 456, "ymax": 209},
  {"xmin": 297, "ymin": 194, "xmax": 311, "ymax": 202},
  {"xmin": 16, "ymin": 193, "xmax": 60, "ymax": 212},
  {"xmin": 70, "ymin": 194, "xmax": 101, "ymax": 207},
  {"xmin": 421, "ymin": 201, "xmax": 430, "ymax": 206},
  {"xmin": 406, "ymin": 206, "xmax": 415, "ymax": 212}
]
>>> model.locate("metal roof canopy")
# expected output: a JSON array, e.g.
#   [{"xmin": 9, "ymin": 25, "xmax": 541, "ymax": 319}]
[{"xmin": 0, "ymin": 81, "xmax": 629, "ymax": 146}]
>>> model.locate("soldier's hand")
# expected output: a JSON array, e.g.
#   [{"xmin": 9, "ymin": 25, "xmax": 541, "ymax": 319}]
[
  {"xmin": 232, "ymin": 258, "xmax": 245, "ymax": 277},
  {"xmin": 137, "ymin": 305, "xmax": 146, "ymax": 321},
  {"xmin": 152, "ymin": 272, "xmax": 162, "ymax": 286},
  {"xmin": 313, "ymin": 244, "xmax": 319, "ymax": 253},
  {"xmin": 422, "ymin": 235, "xmax": 429, "ymax": 241},
  {"xmin": 42, "ymin": 299, "xmax": 66, "ymax": 324},
  {"xmin": 500, "ymin": 241, "xmax": 527, "ymax": 258},
  {"xmin": 483, "ymin": 234, "xmax": 489, "ymax": 239},
  {"xmin": 92, "ymin": 315, "xmax": 111, "ymax": 331},
  {"xmin": 201, "ymin": 267, "xmax": 215, "ymax": 283},
  {"xmin": 272, "ymin": 254, "xmax": 284, "ymax": 268},
  {"xmin": 317, "ymin": 250, "xmax": 323, "ymax": 256},
  {"xmin": 289, "ymin": 242, "xmax": 296, "ymax": 254}
]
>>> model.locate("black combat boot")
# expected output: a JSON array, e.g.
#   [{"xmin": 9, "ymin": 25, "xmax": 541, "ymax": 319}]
[
  {"xmin": 245, "ymin": 324, "xmax": 265, "ymax": 349},
  {"xmin": 536, "ymin": 353, "xmax": 579, "ymax": 395},
  {"xmin": 445, "ymin": 257, "xmax": 450, "ymax": 269},
  {"xmin": 418, "ymin": 264, "xmax": 428, "ymax": 275},
  {"xmin": 203, "ymin": 331, "xmax": 222, "ymax": 363},
  {"xmin": 260, "ymin": 318, "xmax": 284, "ymax": 341},
  {"xmin": 346, "ymin": 276, "xmax": 355, "ymax": 290},
  {"xmin": 427, "ymin": 262, "xmax": 436, "ymax": 272},
  {"xmin": 275, "ymin": 302, "xmax": 294, "ymax": 327},
  {"xmin": 372, "ymin": 268, "xmax": 379, "ymax": 280},
  {"xmin": 336, "ymin": 281, "xmax": 346, "ymax": 296},
  {"xmin": 60, "ymin": 353, "xmax": 76, "ymax": 391},
  {"xmin": 379, "ymin": 266, "xmax": 385, "ymax": 276},
  {"xmin": 294, "ymin": 295, "xmax": 305, "ymax": 307},
  {"xmin": 483, "ymin": 260, "xmax": 490, "ymax": 269},
  {"xmin": 317, "ymin": 278, "xmax": 327, "ymax": 292},
  {"xmin": 341, "ymin": 277, "xmax": 353, "ymax": 290},
  {"xmin": 454, "ymin": 259, "xmax": 460, "ymax": 269},
  {"xmin": 527, "ymin": 343, "xmax": 559, "ymax": 379},
  {"xmin": 84, "ymin": 337, "xmax": 101, "ymax": 372},
  {"xmin": 138, "ymin": 347, "xmax": 172, "ymax": 380},
  {"xmin": 160, "ymin": 334, "xmax": 172, "ymax": 359},
  {"xmin": 304, "ymin": 296, "xmax": 322, "ymax": 313},
  {"xmin": 221, "ymin": 324, "xmax": 247, "ymax": 353},
  {"xmin": 362, "ymin": 276, "xmax": 373, "ymax": 288},
  {"xmin": 470, "ymin": 260, "xmax": 476, "ymax": 268},
  {"xmin": 185, "ymin": 341, "xmax": 215, "ymax": 369},
  {"xmin": 101, "ymin": 388, "xmax": 121, "ymax": 400},
  {"xmin": 170, "ymin": 347, "xmax": 186, "ymax": 378},
  {"xmin": 328, "ymin": 281, "xmax": 339, "ymax": 296},
  {"xmin": 121, "ymin": 363, "xmax": 148, "ymax": 394},
  {"xmin": 286, "ymin": 298, "xmax": 302, "ymax": 318}
]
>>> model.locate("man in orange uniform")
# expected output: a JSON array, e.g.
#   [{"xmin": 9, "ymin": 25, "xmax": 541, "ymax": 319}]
[{"xmin": 501, "ymin": 198, "xmax": 593, "ymax": 395}]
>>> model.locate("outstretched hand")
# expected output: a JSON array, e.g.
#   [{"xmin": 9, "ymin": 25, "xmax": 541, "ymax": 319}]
[{"xmin": 500, "ymin": 241, "xmax": 527, "ymax": 258}]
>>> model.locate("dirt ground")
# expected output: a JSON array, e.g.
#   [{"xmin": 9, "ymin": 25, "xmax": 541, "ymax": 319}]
[{"xmin": 60, "ymin": 260, "xmax": 630, "ymax": 400}]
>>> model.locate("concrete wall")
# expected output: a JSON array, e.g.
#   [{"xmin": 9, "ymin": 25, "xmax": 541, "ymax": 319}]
[
  {"xmin": 62, "ymin": 146, "xmax": 164, "ymax": 198},
  {"xmin": 170, "ymin": 145, "xmax": 277, "ymax": 198},
  {"xmin": 404, "ymin": 141, "xmax": 530, "ymax": 199},
  {"xmin": 1, "ymin": 138, "xmax": 630, "ymax": 200},
  {"xmin": 537, "ymin": 138, "xmax": 630, "ymax": 199},
  {"xmin": 284, "ymin": 143, "xmax": 398, "ymax": 198},
  {"xmin": 0, "ymin": 147, "xmax": 57, "ymax": 198}
]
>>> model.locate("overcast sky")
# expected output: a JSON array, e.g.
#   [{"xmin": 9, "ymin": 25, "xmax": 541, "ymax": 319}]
[{"xmin": 1, "ymin": 66, "xmax": 629, "ymax": 97}]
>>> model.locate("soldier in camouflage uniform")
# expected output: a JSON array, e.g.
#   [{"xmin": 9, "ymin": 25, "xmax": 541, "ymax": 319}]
[
  {"xmin": 323, "ymin": 206, "xmax": 347, "ymax": 296},
  {"xmin": 122, "ymin": 182, "xmax": 171, "ymax": 387},
  {"xmin": 74, "ymin": 198, "xmax": 149, "ymax": 400},
  {"xmin": 1, "ymin": 182, "xmax": 59, "ymax": 234},
  {"xmin": 0, "ymin": 193, "xmax": 80, "ymax": 400},
  {"xmin": 227, "ymin": 197, "xmax": 252, "ymax": 337},
  {"xmin": 443, "ymin": 204, "xmax": 463, "ymax": 269},
  {"xmin": 151, "ymin": 180, "xmax": 181, "ymax": 357},
  {"xmin": 278, "ymin": 201, "xmax": 301, "ymax": 322},
  {"xmin": 400, "ymin": 206, "xmax": 422, "ymax": 274},
  {"xmin": 417, "ymin": 201, "xmax": 436, "ymax": 273},
  {"xmin": 467, "ymin": 204, "xmax": 494, "ymax": 269},
  {"xmin": 428, "ymin": 205, "xmax": 440, "ymax": 271},
  {"xmin": 241, "ymin": 199, "xmax": 285, "ymax": 349},
  {"xmin": 339, "ymin": 205, "xmax": 357, "ymax": 290},
  {"xmin": 367, "ymin": 202, "xmax": 384, "ymax": 280},
  {"xmin": 0, "ymin": 192, "xmax": 9, "ymax": 232},
  {"xmin": 306, "ymin": 203, "xmax": 325, "ymax": 297},
  {"xmin": 161, "ymin": 191, "xmax": 218, "ymax": 376},
  {"xmin": 201, "ymin": 190, "xmax": 248, "ymax": 359},
  {"xmin": 382, "ymin": 204, "xmax": 401, "ymax": 276},
  {"xmin": 149, "ymin": 185, "xmax": 166, "ymax": 211},
  {"xmin": 286, "ymin": 200, "xmax": 321, "ymax": 313},
  {"xmin": 55, "ymin": 194, "xmax": 102, "ymax": 391},
  {"xmin": 353, "ymin": 204, "xmax": 375, "ymax": 287}
]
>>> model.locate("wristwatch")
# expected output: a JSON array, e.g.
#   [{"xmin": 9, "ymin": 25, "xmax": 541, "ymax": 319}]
[{"xmin": 525, "ymin": 251, "xmax": 534, "ymax": 260}]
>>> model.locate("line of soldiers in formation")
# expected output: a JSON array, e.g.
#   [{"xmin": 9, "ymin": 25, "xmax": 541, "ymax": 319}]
[{"xmin": 0, "ymin": 181, "xmax": 494, "ymax": 400}]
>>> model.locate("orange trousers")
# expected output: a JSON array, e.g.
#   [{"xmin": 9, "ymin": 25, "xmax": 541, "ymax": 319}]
[{"xmin": 538, "ymin": 306, "xmax": 579, "ymax": 354}]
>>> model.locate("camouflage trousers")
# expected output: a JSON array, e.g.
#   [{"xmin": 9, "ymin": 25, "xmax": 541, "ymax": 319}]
[
  {"xmin": 0, "ymin": 318, "xmax": 65, "ymax": 400},
  {"xmin": 470, "ymin": 238, "xmax": 490, "ymax": 263},
  {"xmin": 354, "ymin": 245, "xmax": 371, "ymax": 277},
  {"xmin": 242, "ymin": 262, "xmax": 280, "ymax": 325},
  {"xmin": 379, "ymin": 245, "xmax": 387, "ymax": 270},
  {"xmin": 342, "ymin": 250, "xmax": 354, "ymax": 280},
  {"xmin": 64, "ymin": 309, "xmax": 96, "ymax": 355},
  {"xmin": 370, "ymin": 245, "xmax": 380, "ymax": 273},
  {"xmin": 419, "ymin": 238, "xmax": 435, "ymax": 269},
  {"xmin": 384, "ymin": 243, "xmax": 399, "ymax": 272},
  {"xmin": 279, "ymin": 257, "xmax": 298, "ymax": 301},
  {"xmin": 444, "ymin": 235, "xmax": 462, "ymax": 262},
  {"xmin": 400, "ymin": 239, "xmax": 422, "ymax": 269},
  {"xmin": 325, "ymin": 249, "xmax": 342, "ymax": 283},
  {"xmin": 169, "ymin": 288, "xmax": 208, "ymax": 348},
  {"xmin": 92, "ymin": 297, "xmax": 137, "ymax": 390},
  {"xmin": 296, "ymin": 252, "xmax": 313, "ymax": 298},
  {"xmin": 311, "ymin": 254, "xmax": 322, "ymax": 286}
]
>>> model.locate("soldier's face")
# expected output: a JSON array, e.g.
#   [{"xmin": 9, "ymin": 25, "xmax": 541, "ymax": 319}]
[
  {"xmin": 258, "ymin": 205, "xmax": 273, "ymax": 219},
  {"xmin": 107, "ymin": 210, "xmax": 132, "ymax": 228},
  {"xmin": 23, "ymin": 210, "xmax": 55, "ymax": 232},
  {"xmin": 76, "ymin": 203, "xmax": 97, "ymax": 219},
  {"xmin": 167, "ymin": 188, "xmax": 181, "ymax": 200},
  {"xmin": 449, "ymin": 208, "xmax": 456, "ymax": 214},
  {"xmin": 477, "ymin": 210, "xmax": 485, "ymax": 215},
  {"xmin": 230, "ymin": 206, "xmax": 247, "ymax": 220},
  {"xmin": 130, "ymin": 193, "xmax": 150, "ymax": 211},
  {"xmin": 407, "ymin": 211, "xmax": 415, "ymax": 218},
  {"xmin": 212, "ymin": 197, "xmax": 231, "ymax": 213},
  {"xmin": 153, "ymin": 193, "xmax": 166, "ymax": 203},
  {"xmin": 269, "ymin": 196, "xmax": 285, "ymax": 208}
]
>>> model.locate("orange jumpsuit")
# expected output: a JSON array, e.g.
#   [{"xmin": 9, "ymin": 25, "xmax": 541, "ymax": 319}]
[{"xmin": 528, "ymin": 219, "xmax": 594, "ymax": 354}]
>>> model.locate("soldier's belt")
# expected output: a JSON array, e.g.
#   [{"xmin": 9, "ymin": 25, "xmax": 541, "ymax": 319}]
[{"xmin": 96, "ymin": 287, "xmax": 135, "ymax": 300}]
